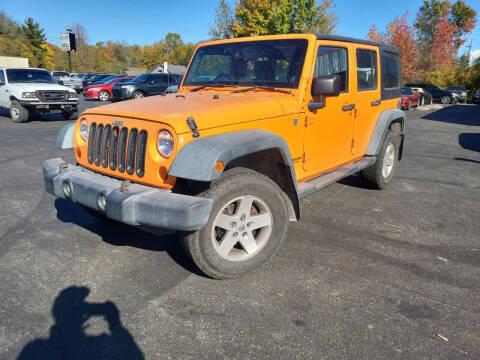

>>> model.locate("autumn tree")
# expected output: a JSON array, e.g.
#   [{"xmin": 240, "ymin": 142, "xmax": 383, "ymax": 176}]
[
  {"xmin": 210, "ymin": 0, "xmax": 234, "ymax": 39},
  {"xmin": 430, "ymin": 15, "xmax": 457, "ymax": 69},
  {"xmin": 414, "ymin": 0, "xmax": 477, "ymax": 66},
  {"xmin": 232, "ymin": 0, "xmax": 337, "ymax": 37},
  {"xmin": 368, "ymin": 13, "xmax": 418, "ymax": 81}
]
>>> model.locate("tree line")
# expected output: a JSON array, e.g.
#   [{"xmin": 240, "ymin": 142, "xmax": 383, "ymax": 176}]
[{"xmin": 368, "ymin": 0, "xmax": 478, "ymax": 100}]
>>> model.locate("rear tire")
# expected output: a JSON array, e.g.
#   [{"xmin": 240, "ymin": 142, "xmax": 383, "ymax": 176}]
[
  {"xmin": 441, "ymin": 95, "xmax": 452, "ymax": 104},
  {"xmin": 361, "ymin": 130, "xmax": 400, "ymax": 190},
  {"xmin": 407, "ymin": 100, "xmax": 411, "ymax": 110},
  {"xmin": 181, "ymin": 168, "xmax": 289, "ymax": 279},
  {"xmin": 10, "ymin": 100, "xmax": 30, "ymax": 123}
]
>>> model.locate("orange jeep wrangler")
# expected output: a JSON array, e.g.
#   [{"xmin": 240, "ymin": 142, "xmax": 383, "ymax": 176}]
[{"xmin": 44, "ymin": 34, "xmax": 405, "ymax": 279}]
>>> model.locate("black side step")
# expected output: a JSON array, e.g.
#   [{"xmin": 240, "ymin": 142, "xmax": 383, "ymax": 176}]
[{"xmin": 297, "ymin": 156, "xmax": 376, "ymax": 199}]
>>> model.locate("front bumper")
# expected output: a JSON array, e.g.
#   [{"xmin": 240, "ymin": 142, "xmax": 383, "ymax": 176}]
[
  {"xmin": 112, "ymin": 88, "xmax": 132, "ymax": 100},
  {"xmin": 83, "ymin": 90, "xmax": 99, "ymax": 99},
  {"xmin": 43, "ymin": 158, "xmax": 213, "ymax": 231}
]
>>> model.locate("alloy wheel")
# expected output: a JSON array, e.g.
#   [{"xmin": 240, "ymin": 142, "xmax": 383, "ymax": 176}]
[
  {"xmin": 211, "ymin": 195, "xmax": 273, "ymax": 262},
  {"xmin": 382, "ymin": 143, "xmax": 395, "ymax": 178}
]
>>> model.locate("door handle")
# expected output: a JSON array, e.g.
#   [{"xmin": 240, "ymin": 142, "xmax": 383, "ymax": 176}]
[
  {"xmin": 342, "ymin": 104, "xmax": 355, "ymax": 111},
  {"xmin": 371, "ymin": 100, "xmax": 381, "ymax": 106}
]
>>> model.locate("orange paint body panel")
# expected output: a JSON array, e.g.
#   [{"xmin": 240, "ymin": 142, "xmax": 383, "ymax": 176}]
[{"xmin": 73, "ymin": 33, "xmax": 401, "ymax": 190}]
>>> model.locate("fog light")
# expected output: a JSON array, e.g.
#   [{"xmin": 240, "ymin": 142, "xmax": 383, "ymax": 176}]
[
  {"xmin": 63, "ymin": 183, "xmax": 72, "ymax": 198},
  {"xmin": 97, "ymin": 194, "xmax": 107, "ymax": 211}
]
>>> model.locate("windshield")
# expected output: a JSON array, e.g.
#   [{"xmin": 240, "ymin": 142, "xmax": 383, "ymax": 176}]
[
  {"xmin": 116, "ymin": 77, "xmax": 133, "ymax": 84},
  {"xmin": 95, "ymin": 75, "xmax": 116, "ymax": 84},
  {"xmin": 6, "ymin": 69, "xmax": 56, "ymax": 84},
  {"xmin": 133, "ymin": 74, "xmax": 150, "ymax": 83},
  {"xmin": 183, "ymin": 39, "xmax": 308, "ymax": 88},
  {"xmin": 401, "ymin": 88, "xmax": 413, "ymax": 95}
]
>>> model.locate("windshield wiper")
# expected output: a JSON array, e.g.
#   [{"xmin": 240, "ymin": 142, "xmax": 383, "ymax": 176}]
[
  {"xmin": 190, "ymin": 83, "xmax": 238, "ymax": 92},
  {"xmin": 232, "ymin": 85, "xmax": 292, "ymax": 94}
]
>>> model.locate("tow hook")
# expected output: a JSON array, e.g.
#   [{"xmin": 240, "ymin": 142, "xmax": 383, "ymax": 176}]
[{"xmin": 120, "ymin": 179, "xmax": 130, "ymax": 192}]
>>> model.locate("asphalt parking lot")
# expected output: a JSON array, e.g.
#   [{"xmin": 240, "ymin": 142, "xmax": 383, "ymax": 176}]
[{"xmin": 0, "ymin": 98, "xmax": 479, "ymax": 359}]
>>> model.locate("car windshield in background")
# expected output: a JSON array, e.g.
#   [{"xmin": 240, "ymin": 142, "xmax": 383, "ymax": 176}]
[
  {"xmin": 133, "ymin": 74, "xmax": 150, "ymax": 83},
  {"xmin": 183, "ymin": 39, "xmax": 308, "ymax": 88},
  {"xmin": 101, "ymin": 77, "xmax": 118, "ymax": 85},
  {"xmin": 401, "ymin": 87, "xmax": 413, "ymax": 95},
  {"xmin": 6, "ymin": 69, "xmax": 55, "ymax": 83},
  {"xmin": 52, "ymin": 72, "xmax": 69, "ymax": 77},
  {"xmin": 116, "ymin": 78, "xmax": 133, "ymax": 84},
  {"xmin": 448, "ymin": 86, "xmax": 466, "ymax": 91}
]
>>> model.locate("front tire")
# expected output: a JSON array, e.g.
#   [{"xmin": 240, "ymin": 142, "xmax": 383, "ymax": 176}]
[
  {"xmin": 181, "ymin": 168, "xmax": 289, "ymax": 279},
  {"xmin": 61, "ymin": 109, "xmax": 77, "ymax": 120},
  {"xmin": 98, "ymin": 90, "xmax": 110, "ymax": 101},
  {"xmin": 361, "ymin": 130, "xmax": 400, "ymax": 189},
  {"xmin": 132, "ymin": 91, "xmax": 145, "ymax": 99},
  {"xmin": 407, "ymin": 100, "xmax": 411, "ymax": 110},
  {"xmin": 419, "ymin": 97, "xmax": 424, "ymax": 106},
  {"xmin": 10, "ymin": 100, "xmax": 30, "ymax": 123}
]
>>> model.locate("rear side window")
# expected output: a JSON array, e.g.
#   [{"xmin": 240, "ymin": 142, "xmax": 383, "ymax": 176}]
[
  {"xmin": 381, "ymin": 52, "xmax": 400, "ymax": 89},
  {"xmin": 356, "ymin": 49, "xmax": 377, "ymax": 91},
  {"xmin": 0, "ymin": 70, "xmax": 5, "ymax": 83},
  {"xmin": 314, "ymin": 46, "xmax": 348, "ymax": 92}
]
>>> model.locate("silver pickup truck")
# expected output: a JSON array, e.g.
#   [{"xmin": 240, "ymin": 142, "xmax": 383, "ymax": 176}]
[{"xmin": 51, "ymin": 71, "xmax": 83, "ymax": 93}]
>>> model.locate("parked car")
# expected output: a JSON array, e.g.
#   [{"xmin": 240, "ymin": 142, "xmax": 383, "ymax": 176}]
[
  {"xmin": 473, "ymin": 89, "xmax": 480, "ymax": 104},
  {"xmin": 407, "ymin": 86, "xmax": 432, "ymax": 106},
  {"xmin": 0, "ymin": 67, "xmax": 79, "ymax": 122},
  {"xmin": 83, "ymin": 74, "xmax": 112, "ymax": 88},
  {"xmin": 83, "ymin": 76, "xmax": 134, "ymax": 101},
  {"xmin": 401, "ymin": 87, "xmax": 420, "ymax": 110},
  {"xmin": 111, "ymin": 73, "xmax": 179, "ymax": 100},
  {"xmin": 45, "ymin": 34, "xmax": 405, "ymax": 279},
  {"xmin": 447, "ymin": 86, "xmax": 468, "ymax": 103},
  {"xmin": 60, "ymin": 75, "xmax": 84, "ymax": 93},
  {"xmin": 405, "ymin": 83, "xmax": 456, "ymax": 104},
  {"xmin": 51, "ymin": 71, "xmax": 70, "ymax": 84}
]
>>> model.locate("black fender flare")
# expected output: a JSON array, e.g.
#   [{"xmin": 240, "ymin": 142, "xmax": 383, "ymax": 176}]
[
  {"xmin": 365, "ymin": 109, "xmax": 406, "ymax": 156},
  {"xmin": 169, "ymin": 129, "xmax": 298, "ymax": 186}
]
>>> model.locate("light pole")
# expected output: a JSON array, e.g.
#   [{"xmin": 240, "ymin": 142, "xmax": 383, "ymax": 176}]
[{"xmin": 66, "ymin": 26, "xmax": 73, "ymax": 73}]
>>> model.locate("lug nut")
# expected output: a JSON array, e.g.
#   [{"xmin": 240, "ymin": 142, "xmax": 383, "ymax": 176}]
[
  {"xmin": 231, "ymin": 222, "xmax": 237, "ymax": 228},
  {"xmin": 242, "ymin": 232, "xmax": 248, "ymax": 237},
  {"xmin": 233, "ymin": 232, "xmax": 238, "ymax": 237},
  {"xmin": 240, "ymin": 214, "xmax": 246, "ymax": 221}
]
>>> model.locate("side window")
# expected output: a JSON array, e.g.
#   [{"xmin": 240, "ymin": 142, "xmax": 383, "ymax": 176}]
[
  {"xmin": 0, "ymin": 70, "xmax": 5, "ymax": 84},
  {"xmin": 356, "ymin": 49, "xmax": 377, "ymax": 91},
  {"xmin": 314, "ymin": 46, "xmax": 348, "ymax": 92},
  {"xmin": 381, "ymin": 52, "xmax": 400, "ymax": 89}
]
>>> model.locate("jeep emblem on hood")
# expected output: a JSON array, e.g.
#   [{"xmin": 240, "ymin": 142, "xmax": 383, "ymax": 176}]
[{"xmin": 112, "ymin": 120, "xmax": 123, "ymax": 126}]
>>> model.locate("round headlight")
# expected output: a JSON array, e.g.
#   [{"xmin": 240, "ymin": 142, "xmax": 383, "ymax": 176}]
[
  {"xmin": 157, "ymin": 130, "xmax": 174, "ymax": 158},
  {"xmin": 80, "ymin": 118, "xmax": 89, "ymax": 140}
]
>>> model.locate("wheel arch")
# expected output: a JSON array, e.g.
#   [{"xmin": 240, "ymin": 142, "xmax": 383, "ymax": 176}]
[
  {"xmin": 366, "ymin": 109, "xmax": 405, "ymax": 159},
  {"xmin": 169, "ymin": 130, "xmax": 300, "ymax": 221}
]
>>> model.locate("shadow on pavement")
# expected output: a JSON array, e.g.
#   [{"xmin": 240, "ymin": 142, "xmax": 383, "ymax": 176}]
[
  {"xmin": 421, "ymin": 105, "xmax": 480, "ymax": 126},
  {"xmin": 17, "ymin": 286, "xmax": 144, "ymax": 360},
  {"xmin": 458, "ymin": 133, "xmax": 480, "ymax": 153},
  {"xmin": 53, "ymin": 198, "xmax": 204, "ymax": 277}
]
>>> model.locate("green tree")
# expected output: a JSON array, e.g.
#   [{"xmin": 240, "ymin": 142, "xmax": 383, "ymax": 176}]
[
  {"xmin": 232, "ymin": 0, "xmax": 337, "ymax": 37},
  {"xmin": 210, "ymin": 0, "xmax": 234, "ymax": 39},
  {"xmin": 450, "ymin": 0, "xmax": 477, "ymax": 50},
  {"xmin": 22, "ymin": 17, "xmax": 46, "ymax": 47}
]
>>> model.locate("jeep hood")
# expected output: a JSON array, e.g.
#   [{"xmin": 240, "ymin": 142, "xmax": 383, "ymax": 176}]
[{"xmin": 82, "ymin": 92, "xmax": 300, "ymax": 134}]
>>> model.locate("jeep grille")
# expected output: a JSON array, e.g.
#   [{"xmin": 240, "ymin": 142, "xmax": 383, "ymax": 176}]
[{"xmin": 87, "ymin": 123, "xmax": 147, "ymax": 178}]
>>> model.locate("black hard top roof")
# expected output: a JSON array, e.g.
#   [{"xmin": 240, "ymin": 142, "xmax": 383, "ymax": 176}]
[{"xmin": 315, "ymin": 34, "xmax": 399, "ymax": 54}]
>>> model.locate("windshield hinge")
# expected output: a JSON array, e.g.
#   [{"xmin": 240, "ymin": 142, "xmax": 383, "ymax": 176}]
[{"xmin": 186, "ymin": 117, "xmax": 200, "ymax": 138}]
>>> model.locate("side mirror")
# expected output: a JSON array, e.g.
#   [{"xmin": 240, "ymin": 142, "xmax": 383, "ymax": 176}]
[{"xmin": 309, "ymin": 74, "xmax": 341, "ymax": 111}]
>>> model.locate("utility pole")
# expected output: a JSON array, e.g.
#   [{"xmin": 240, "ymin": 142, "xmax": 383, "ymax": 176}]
[
  {"xmin": 466, "ymin": 39, "xmax": 473, "ymax": 65},
  {"xmin": 66, "ymin": 26, "xmax": 73, "ymax": 73}
]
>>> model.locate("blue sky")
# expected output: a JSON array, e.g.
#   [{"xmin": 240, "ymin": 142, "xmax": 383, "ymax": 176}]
[{"xmin": 2, "ymin": 0, "xmax": 479, "ymax": 56}]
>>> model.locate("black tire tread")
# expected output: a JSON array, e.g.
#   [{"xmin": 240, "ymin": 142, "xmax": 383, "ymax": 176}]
[{"xmin": 181, "ymin": 167, "xmax": 289, "ymax": 279}]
